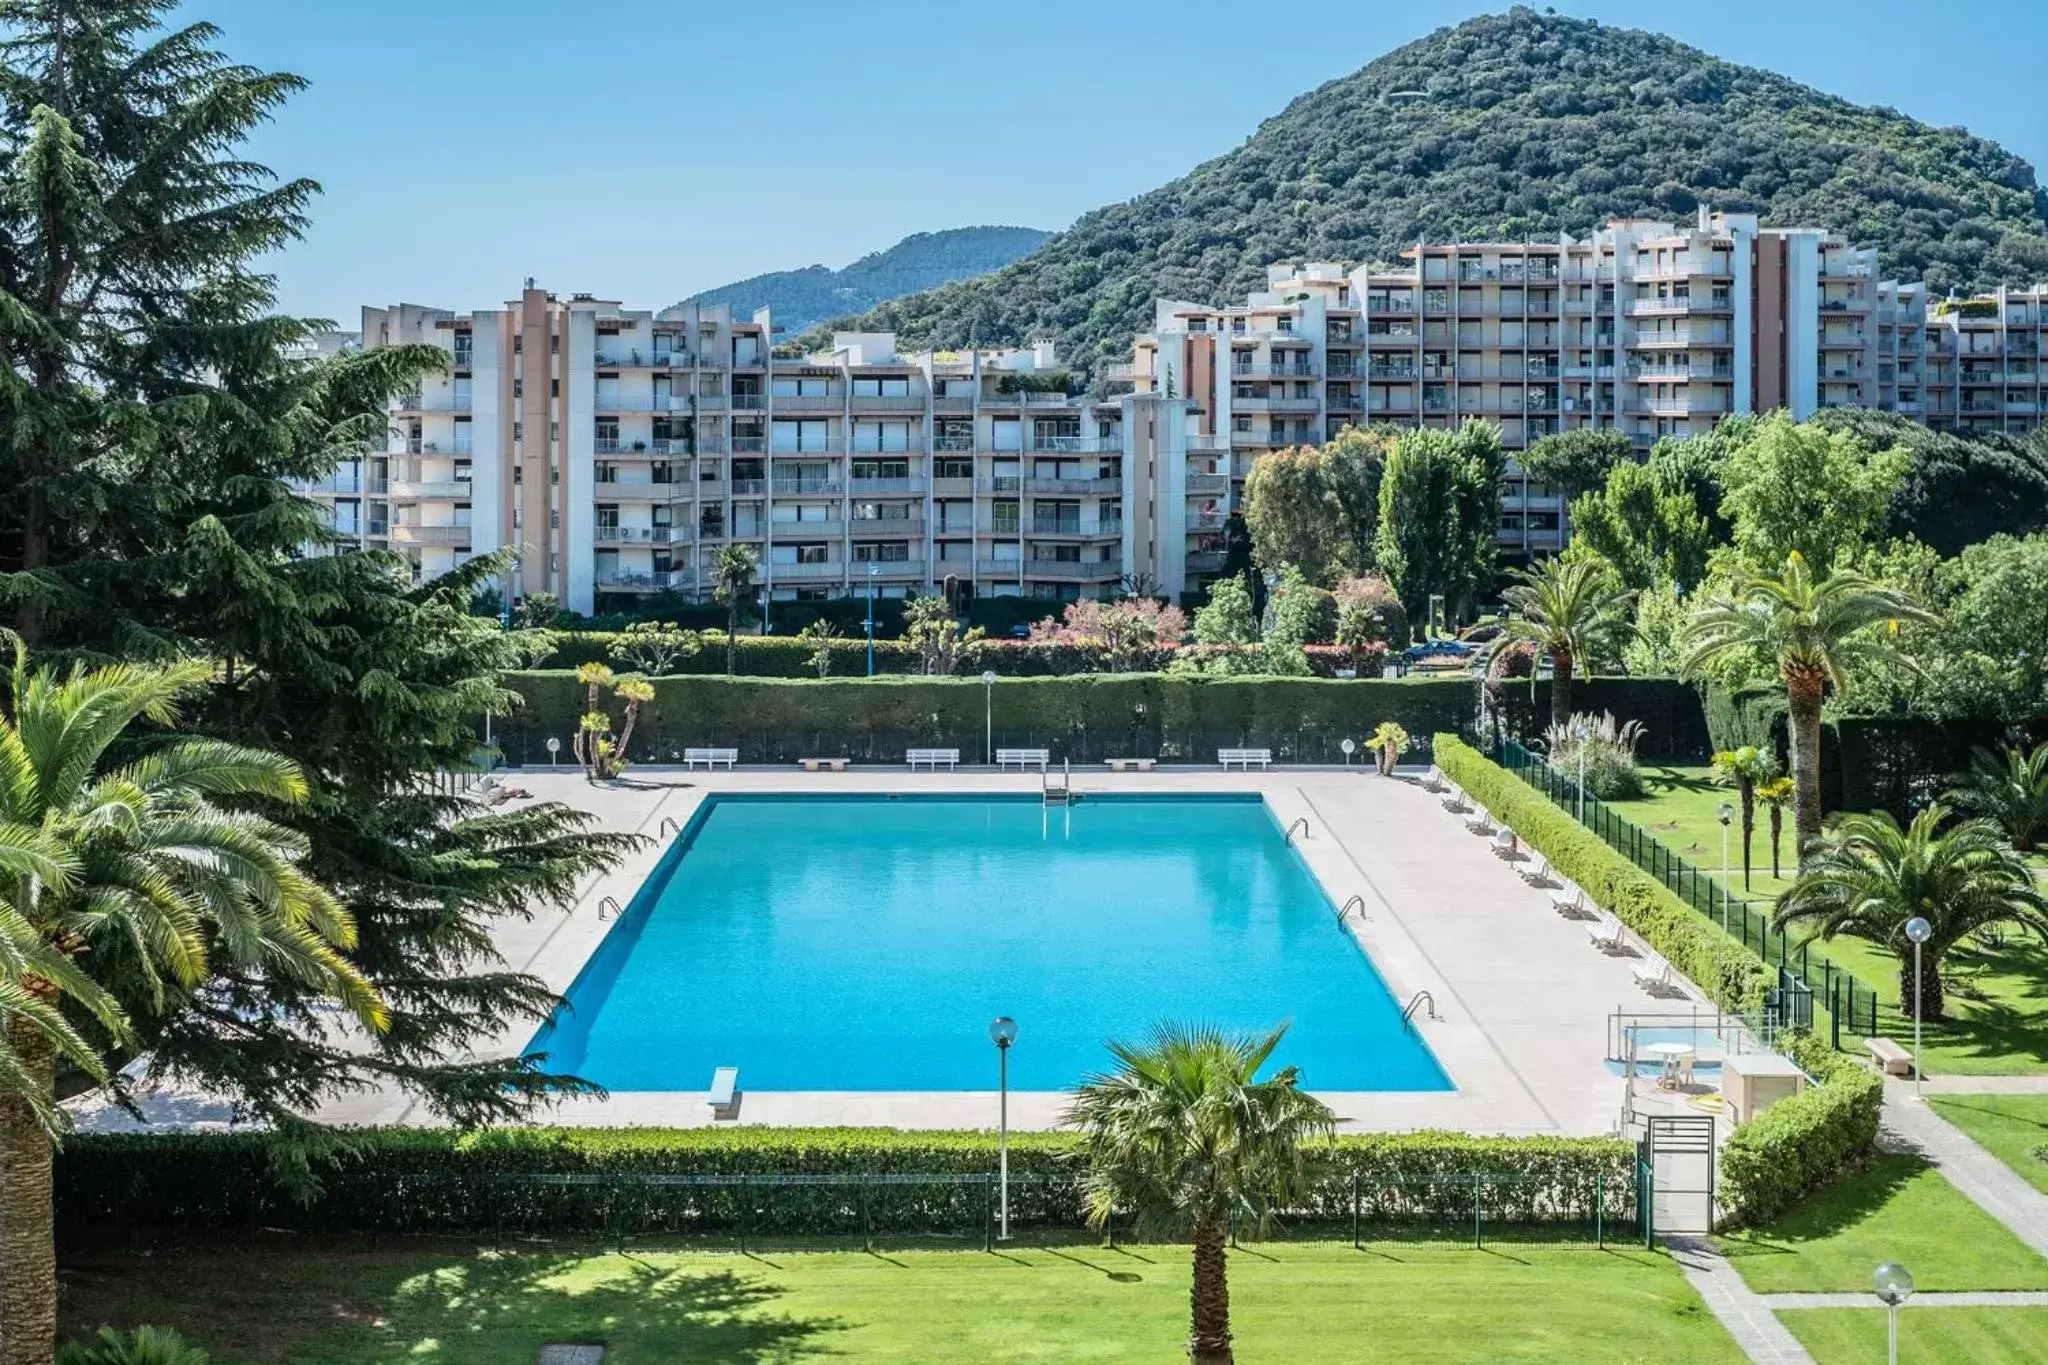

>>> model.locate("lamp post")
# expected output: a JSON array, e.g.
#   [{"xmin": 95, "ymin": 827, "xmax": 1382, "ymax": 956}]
[
  {"xmin": 1873, "ymin": 1261, "xmax": 1915, "ymax": 1365},
  {"xmin": 1905, "ymin": 916, "xmax": 1932, "ymax": 1100},
  {"xmin": 989, "ymin": 1016, "xmax": 1018, "ymax": 1241},
  {"xmin": 1573, "ymin": 719, "xmax": 1590, "ymax": 823},
  {"xmin": 1716, "ymin": 801, "xmax": 1734, "ymax": 933},
  {"xmin": 1340, "ymin": 737, "xmax": 1356, "ymax": 770},
  {"xmin": 865, "ymin": 564, "xmax": 880, "ymax": 677},
  {"xmin": 982, "ymin": 670, "xmax": 998, "ymax": 766}
]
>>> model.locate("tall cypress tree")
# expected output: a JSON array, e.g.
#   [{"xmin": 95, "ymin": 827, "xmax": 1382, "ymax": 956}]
[{"xmin": 0, "ymin": 9, "xmax": 636, "ymax": 1356}]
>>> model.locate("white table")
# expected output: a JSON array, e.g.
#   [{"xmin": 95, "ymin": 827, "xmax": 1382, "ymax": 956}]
[{"xmin": 1644, "ymin": 1042, "xmax": 1696, "ymax": 1089}]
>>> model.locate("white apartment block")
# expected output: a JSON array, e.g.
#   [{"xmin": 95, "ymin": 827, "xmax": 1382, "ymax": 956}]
[{"xmin": 311, "ymin": 286, "xmax": 1132, "ymax": 615}]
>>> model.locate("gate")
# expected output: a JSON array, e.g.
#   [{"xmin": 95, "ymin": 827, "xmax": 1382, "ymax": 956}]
[{"xmin": 1640, "ymin": 1114, "xmax": 1717, "ymax": 1237}]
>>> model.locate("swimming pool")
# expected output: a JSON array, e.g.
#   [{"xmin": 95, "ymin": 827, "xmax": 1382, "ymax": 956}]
[{"xmin": 530, "ymin": 795, "xmax": 1449, "ymax": 1093}]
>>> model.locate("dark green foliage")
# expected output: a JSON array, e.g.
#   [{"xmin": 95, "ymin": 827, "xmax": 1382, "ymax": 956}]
[
  {"xmin": 678, "ymin": 226, "xmax": 1051, "ymax": 335},
  {"xmin": 1375, "ymin": 423, "xmax": 1504, "ymax": 621},
  {"xmin": 805, "ymin": 11, "xmax": 2048, "ymax": 374},
  {"xmin": 55, "ymin": 1126, "xmax": 1635, "ymax": 1241},
  {"xmin": 1809, "ymin": 410, "xmax": 2048, "ymax": 559},
  {"xmin": 1718, "ymin": 1034, "xmax": 1883, "ymax": 1228},
  {"xmin": 1434, "ymin": 735, "xmax": 1775, "ymax": 1016},
  {"xmin": 1520, "ymin": 428, "xmax": 1634, "ymax": 501},
  {"xmin": 496, "ymin": 673, "xmax": 1703, "ymax": 766}
]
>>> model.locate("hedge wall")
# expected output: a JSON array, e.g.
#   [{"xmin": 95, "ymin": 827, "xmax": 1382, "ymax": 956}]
[
  {"xmin": 56, "ymin": 1126, "xmax": 1634, "ymax": 1241},
  {"xmin": 1433, "ymin": 734, "xmax": 1775, "ymax": 1016},
  {"xmin": 1717, "ymin": 1033, "xmax": 1883, "ymax": 1228},
  {"xmin": 497, "ymin": 673, "xmax": 1705, "ymax": 768}
]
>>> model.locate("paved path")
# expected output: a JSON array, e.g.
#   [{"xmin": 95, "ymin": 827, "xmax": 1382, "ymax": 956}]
[
  {"xmin": 1881, "ymin": 1087, "xmax": 2048, "ymax": 1259},
  {"xmin": 1667, "ymin": 1238, "xmax": 1816, "ymax": 1365},
  {"xmin": 1914, "ymin": 1074, "xmax": 2048, "ymax": 1094},
  {"xmin": 1759, "ymin": 1290, "xmax": 2048, "ymax": 1309}
]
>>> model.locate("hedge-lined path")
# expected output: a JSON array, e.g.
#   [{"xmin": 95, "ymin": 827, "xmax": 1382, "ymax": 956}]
[
  {"xmin": 1882, "ymin": 1088, "xmax": 2048, "ymax": 1259},
  {"xmin": 1669, "ymin": 1237, "xmax": 1817, "ymax": 1364}
]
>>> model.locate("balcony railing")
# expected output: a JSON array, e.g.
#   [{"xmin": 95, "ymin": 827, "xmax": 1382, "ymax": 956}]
[
  {"xmin": 934, "ymin": 435, "xmax": 975, "ymax": 452},
  {"xmin": 849, "ymin": 477, "xmax": 926, "ymax": 496},
  {"xmin": 1022, "ymin": 559, "xmax": 1120, "ymax": 580},
  {"xmin": 597, "ymin": 479, "xmax": 692, "ymax": 497},
  {"xmin": 388, "ymin": 479, "xmax": 470, "ymax": 499},
  {"xmin": 389, "ymin": 524, "xmax": 471, "ymax": 545},
  {"xmin": 771, "ymin": 479, "xmax": 842, "ymax": 496},
  {"xmin": 1186, "ymin": 473, "xmax": 1232, "ymax": 494},
  {"xmin": 1025, "ymin": 476, "xmax": 1122, "ymax": 495},
  {"xmin": 595, "ymin": 525, "xmax": 694, "ymax": 544},
  {"xmin": 1184, "ymin": 551, "xmax": 1227, "ymax": 573},
  {"xmin": 596, "ymin": 569, "xmax": 691, "ymax": 591},
  {"xmin": 1034, "ymin": 435, "xmax": 1112, "ymax": 453},
  {"xmin": 850, "ymin": 518, "xmax": 923, "ymax": 537}
]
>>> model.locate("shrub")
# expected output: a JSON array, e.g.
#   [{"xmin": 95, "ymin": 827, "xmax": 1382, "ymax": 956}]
[
  {"xmin": 1433, "ymin": 734, "xmax": 1775, "ymax": 1015},
  {"xmin": 55, "ymin": 1127, "xmax": 1634, "ymax": 1239},
  {"xmin": 1717, "ymin": 1033, "xmax": 1884, "ymax": 1227},
  {"xmin": 58, "ymin": 1326, "xmax": 208, "ymax": 1365},
  {"xmin": 1544, "ymin": 711, "xmax": 1647, "ymax": 800}
]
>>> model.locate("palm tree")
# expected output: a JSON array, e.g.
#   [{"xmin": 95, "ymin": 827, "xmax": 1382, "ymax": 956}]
[
  {"xmin": 712, "ymin": 544, "xmax": 760, "ymax": 675},
  {"xmin": 1776, "ymin": 806, "xmax": 2047, "ymax": 1023},
  {"xmin": 1066, "ymin": 1023, "xmax": 1334, "ymax": 1365},
  {"xmin": 1710, "ymin": 745, "xmax": 1778, "ymax": 890},
  {"xmin": 1680, "ymin": 553, "xmax": 1933, "ymax": 859},
  {"xmin": 1952, "ymin": 742, "xmax": 2048, "ymax": 853},
  {"xmin": 1501, "ymin": 555, "xmax": 1635, "ymax": 732},
  {"xmin": 0, "ymin": 644, "xmax": 382, "ymax": 1365},
  {"xmin": 571, "ymin": 662, "xmax": 613, "ymax": 773},
  {"xmin": 1757, "ymin": 776, "xmax": 1794, "ymax": 880}
]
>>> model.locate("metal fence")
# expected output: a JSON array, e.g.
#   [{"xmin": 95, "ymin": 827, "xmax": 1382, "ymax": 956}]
[
  {"xmin": 65, "ymin": 1170, "xmax": 1643, "ymax": 1254},
  {"xmin": 1493, "ymin": 737, "xmax": 1879, "ymax": 1047}
]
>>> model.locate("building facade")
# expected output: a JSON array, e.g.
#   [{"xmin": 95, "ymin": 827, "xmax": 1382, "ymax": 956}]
[
  {"xmin": 314, "ymin": 288, "xmax": 1130, "ymax": 615},
  {"xmin": 307, "ymin": 216, "xmax": 2048, "ymax": 611}
]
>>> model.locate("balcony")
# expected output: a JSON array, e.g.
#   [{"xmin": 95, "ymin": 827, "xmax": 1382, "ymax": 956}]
[
  {"xmin": 390, "ymin": 392, "xmax": 470, "ymax": 413},
  {"xmin": 768, "ymin": 518, "xmax": 843, "ymax": 537},
  {"xmin": 1102, "ymin": 362, "xmax": 1141, "ymax": 383},
  {"xmin": 984, "ymin": 475, "xmax": 1022, "ymax": 494},
  {"xmin": 1268, "ymin": 396, "xmax": 1322, "ymax": 412},
  {"xmin": 762, "ymin": 559, "xmax": 848, "ymax": 582},
  {"xmin": 389, "ymin": 524, "xmax": 471, "ymax": 546},
  {"xmin": 1034, "ymin": 435, "xmax": 1114, "ymax": 454},
  {"xmin": 728, "ymin": 394, "xmax": 767, "ymax": 410},
  {"xmin": 730, "ymin": 478, "xmax": 767, "ymax": 496},
  {"xmin": 850, "ymin": 517, "xmax": 923, "ymax": 538},
  {"xmin": 1022, "ymin": 391, "xmax": 1080, "ymax": 408},
  {"xmin": 855, "ymin": 557, "xmax": 926, "ymax": 577},
  {"xmin": 1630, "ymin": 330, "xmax": 1731, "ymax": 348},
  {"xmin": 773, "ymin": 393, "xmax": 842, "ymax": 413},
  {"xmin": 770, "ymin": 478, "xmax": 843, "ymax": 496},
  {"xmin": 975, "ymin": 559, "xmax": 1026, "ymax": 578},
  {"xmin": 599, "ymin": 479, "xmax": 692, "ymax": 498},
  {"xmin": 1186, "ymin": 473, "xmax": 1232, "ymax": 495},
  {"xmin": 595, "ymin": 525, "xmax": 694, "ymax": 545},
  {"xmin": 730, "ymin": 436, "xmax": 767, "ymax": 454},
  {"xmin": 849, "ymin": 394, "xmax": 927, "ymax": 413},
  {"xmin": 931, "ymin": 394, "xmax": 975, "ymax": 414},
  {"xmin": 388, "ymin": 479, "xmax": 470, "ymax": 499},
  {"xmin": 931, "ymin": 476, "xmax": 975, "ymax": 498},
  {"xmin": 1025, "ymin": 476, "xmax": 1122, "ymax": 495},
  {"xmin": 596, "ymin": 569, "xmax": 691, "ymax": 592},
  {"xmin": 1184, "ymin": 551, "xmax": 1227, "ymax": 573},
  {"xmin": 1625, "ymin": 298, "xmax": 1731, "ymax": 316},
  {"xmin": 934, "ymin": 435, "xmax": 975, "ymax": 452},
  {"xmin": 849, "ymin": 476, "xmax": 926, "ymax": 496},
  {"xmin": 1022, "ymin": 559, "xmax": 1119, "ymax": 581}
]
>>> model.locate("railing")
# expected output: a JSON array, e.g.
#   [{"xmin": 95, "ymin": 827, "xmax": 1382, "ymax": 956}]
[{"xmin": 1491, "ymin": 737, "xmax": 1870, "ymax": 1043}]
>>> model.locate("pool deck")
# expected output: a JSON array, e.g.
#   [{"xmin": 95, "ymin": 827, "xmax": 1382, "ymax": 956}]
[{"xmin": 262, "ymin": 763, "xmax": 1697, "ymax": 1139}]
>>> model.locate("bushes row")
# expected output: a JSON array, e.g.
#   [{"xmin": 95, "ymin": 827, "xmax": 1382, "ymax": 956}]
[
  {"xmin": 497, "ymin": 673, "xmax": 1704, "ymax": 768},
  {"xmin": 1717, "ymin": 1034, "xmax": 1884, "ymax": 1228},
  {"xmin": 1432, "ymin": 734, "xmax": 1775, "ymax": 1016},
  {"xmin": 56, "ymin": 1126, "xmax": 1634, "ymax": 1239}
]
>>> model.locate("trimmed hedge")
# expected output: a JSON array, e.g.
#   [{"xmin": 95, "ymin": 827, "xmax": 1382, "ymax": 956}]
[
  {"xmin": 498, "ymin": 673, "xmax": 1704, "ymax": 768},
  {"xmin": 55, "ymin": 1127, "xmax": 1634, "ymax": 1240},
  {"xmin": 1433, "ymin": 734, "xmax": 1775, "ymax": 1016},
  {"xmin": 1717, "ymin": 1033, "xmax": 1884, "ymax": 1228}
]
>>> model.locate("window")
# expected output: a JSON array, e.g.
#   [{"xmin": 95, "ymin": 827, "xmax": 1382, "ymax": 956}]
[
  {"xmin": 850, "ymin": 376, "xmax": 910, "ymax": 397},
  {"xmin": 934, "ymin": 456, "xmax": 972, "ymax": 479},
  {"xmin": 513, "ymin": 378, "xmax": 522, "ymax": 398},
  {"xmin": 851, "ymin": 458, "xmax": 909, "ymax": 481},
  {"xmin": 852, "ymin": 541, "xmax": 910, "ymax": 562},
  {"xmin": 771, "ymin": 419, "xmax": 830, "ymax": 453}
]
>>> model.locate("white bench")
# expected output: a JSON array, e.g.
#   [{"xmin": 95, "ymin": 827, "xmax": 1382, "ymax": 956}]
[
  {"xmin": 1632, "ymin": 952, "xmax": 1679, "ymax": 995},
  {"xmin": 1218, "ymin": 748, "xmax": 1272, "ymax": 770},
  {"xmin": 1517, "ymin": 852, "xmax": 1552, "ymax": 886},
  {"xmin": 684, "ymin": 747, "xmax": 737, "ymax": 770},
  {"xmin": 707, "ymin": 1066, "xmax": 739, "ymax": 1115},
  {"xmin": 997, "ymin": 747, "xmax": 1049, "ymax": 772},
  {"xmin": 1866, "ymin": 1036, "xmax": 1915, "ymax": 1077},
  {"xmin": 1105, "ymin": 757, "xmax": 1157, "ymax": 772},
  {"xmin": 1439, "ymin": 785, "xmax": 1468, "ymax": 813},
  {"xmin": 1586, "ymin": 911, "xmax": 1626, "ymax": 953},
  {"xmin": 1423, "ymin": 765, "xmax": 1447, "ymax": 792},
  {"xmin": 907, "ymin": 748, "xmax": 960, "ymax": 770},
  {"xmin": 1463, "ymin": 808, "xmax": 1495, "ymax": 836},
  {"xmin": 1551, "ymin": 883, "xmax": 1589, "ymax": 917},
  {"xmin": 797, "ymin": 757, "xmax": 848, "ymax": 772}
]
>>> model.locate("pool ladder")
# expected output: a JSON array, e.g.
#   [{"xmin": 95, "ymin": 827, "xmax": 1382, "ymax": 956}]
[
  {"xmin": 1335, "ymin": 895, "xmax": 1368, "ymax": 926},
  {"xmin": 1285, "ymin": 817, "xmax": 1309, "ymax": 845},
  {"xmin": 1401, "ymin": 990, "xmax": 1440, "ymax": 1025},
  {"xmin": 597, "ymin": 896, "xmax": 622, "ymax": 921},
  {"xmin": 1042, "ymin": 759, "xmax": 1071, "ymax": 806},
  {"xmin": 658, "ymin": 816, "xmax": 679, "ymax": 838}
]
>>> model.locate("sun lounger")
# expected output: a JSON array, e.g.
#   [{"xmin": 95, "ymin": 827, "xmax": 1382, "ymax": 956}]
[
  {"xmin": 1587, "ymin": 911, "xmax": 1626, "ymax": 952},
  {"xmin": 707, "ymin": 1066, "xmax": 739, "ymax": 1115},
  {"xmin": 1632, "ymin": 951, "xmax": 1679, "ymax": 994},
  {"xmin": 1517, "ymin": 852, "xmax": 1552, "ymax": 886},
  {"xmin": 1550, "ymin": 882, "xmax": 1587, "ymax": 917}
]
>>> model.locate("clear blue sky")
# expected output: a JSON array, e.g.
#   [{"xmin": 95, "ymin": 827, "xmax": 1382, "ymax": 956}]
[{"xmin": 177, "ymin": 0, "xmax": 2048, "ymax": 325}]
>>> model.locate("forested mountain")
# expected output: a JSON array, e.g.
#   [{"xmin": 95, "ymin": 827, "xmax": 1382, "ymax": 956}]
[
  {"xmin": 675, "ymin": 226, "xmax": 1049, "ymax": 333},
  {"xmin": 823, "ymin": 7, "xmax": 2048, "ymax": 375}
]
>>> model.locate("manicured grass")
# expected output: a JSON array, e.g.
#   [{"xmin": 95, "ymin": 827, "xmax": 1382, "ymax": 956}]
[
  {"xmin": 1928, "ymin": 1095, "xmax": 2048, "ymax": 1196},
  {"xmin": 59, "ymin": 1241, "xmax": 1746, "ymax": 1364},
  {"xmin": 1781, "ymin": 1306, "xmax": 2048, "ymax": 1364},
  {"xmin": 1715, "ymin": 1153, "xmax": 2048, "ymax": 1293},
  {"xmin": 1613, "ymin": 765, "xmax": 2048, "ymax": 1074}
]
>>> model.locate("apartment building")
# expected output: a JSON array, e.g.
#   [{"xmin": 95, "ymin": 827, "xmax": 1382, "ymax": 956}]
[
  {"xmin": 311, "ymin": 287, "xmax": 1127, "ymax": 615},
  {"xmin": 1120, "ymin": 208, "xmax": 1900, "ymax": 583}
]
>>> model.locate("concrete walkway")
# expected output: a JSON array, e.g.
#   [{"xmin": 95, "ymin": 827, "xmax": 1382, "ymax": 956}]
[
  {"xmin": 1667, "ymin": 1238, "xmax": 1815, "ymax": 1365},
  {"xmin": 1881, "ymin": 1087, "xmax": 2048, "ymax": 1259},
  {"xmin": 1913, "ymin": 1074, "xmax": 2048, "ymax": 1094}
]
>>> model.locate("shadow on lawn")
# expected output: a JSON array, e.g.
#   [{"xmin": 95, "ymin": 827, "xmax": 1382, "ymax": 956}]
[
  {"xmin": 61, "ymin": 1245, "xmax": 843, "ymax": 1365},
  {"xmin": 1886, "ymin": 937, "xmax": 2048, "ymax": 1068},
  {"xmin": 1639, "ymin": 766, "xmax": 1721, "ymax": 797},
  {"xmin": 1715, "ymin": 1155, "xmax": 1927, "ymax": 1264}
]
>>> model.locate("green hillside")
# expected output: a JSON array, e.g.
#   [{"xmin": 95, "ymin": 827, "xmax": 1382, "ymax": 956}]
[
  {"xmin": 675, "ymin": 226, "xmax": 1049, "ymax": 333},
  {"xmin": 822, "ymin": 7, "xmax": 2048, "ymax": 375}
]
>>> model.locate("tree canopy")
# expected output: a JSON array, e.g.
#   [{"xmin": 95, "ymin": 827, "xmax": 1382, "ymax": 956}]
[{"xmin": 1241, "ymin": 426, "xmax": 1386, "ymax": 585}]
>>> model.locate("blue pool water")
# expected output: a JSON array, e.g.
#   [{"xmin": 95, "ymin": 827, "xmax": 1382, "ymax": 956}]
[{"xmin": 530, "ymin": 795, "xmax": 1449, "ymax": 1092}]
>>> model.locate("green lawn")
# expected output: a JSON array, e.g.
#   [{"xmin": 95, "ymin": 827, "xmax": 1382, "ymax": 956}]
[
  {"xmin": 1781, "ymin": 1306, "xmax": 2048, "ymax": 1364},
  {"xmin": 59, "ymin": 1241, "xmax": 1746, "ymax": 1364},
  {"xmin": 1714, "ymin": 1154, "xmax": 2048, "ymax": 1293},
  {"xmin": 1928, "ymin": 1095, "xmax": 2048, "ymax": 1196},
  {"xmin": 1612, "ymin": 765, "xmax": 2048, "ymax": 1074}
]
